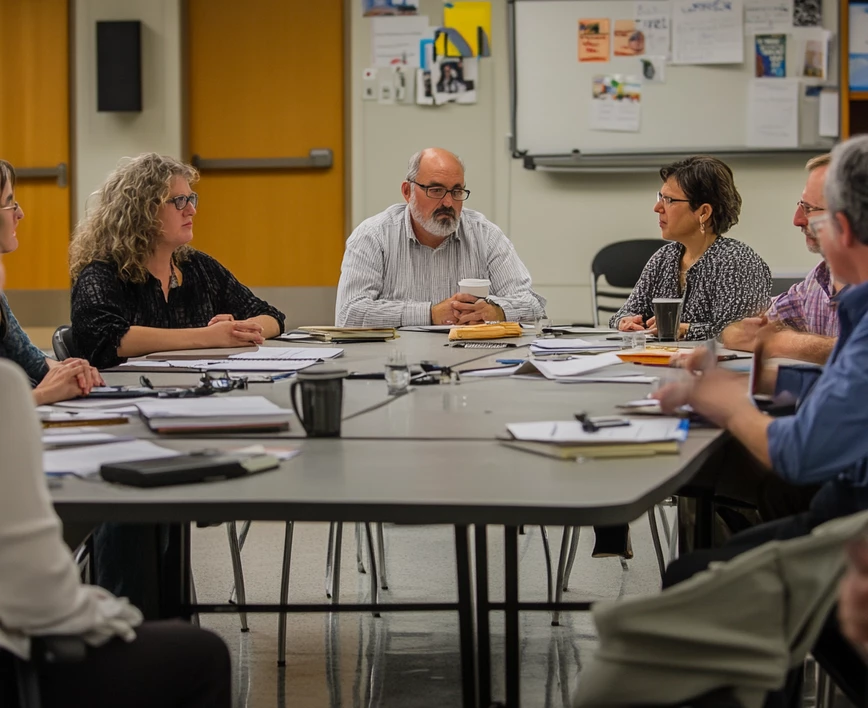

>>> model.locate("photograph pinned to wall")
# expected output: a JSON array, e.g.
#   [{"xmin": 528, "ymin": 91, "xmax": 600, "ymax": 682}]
[
  {"xmin": 635, "ymin": 1, "xmax": 672, "ymax": 57},
  {"xmin": 432, "ymin": 57, "xmax": 478, "ymax": 105},
  {"xmin": 745, "ymin": 0, "xmax": 794, "ymax": 33},
  {"xmin": 589, "ymin": 74, "xmax": 642, "ymax": 132},
  {"xmin": 435, "ymin": 2, "xmax": 492, "ymax": 57},
  {"xmin": 362, "ymin": 68, "xmax": 378, "ymax": 100},
  {"xmin": 579, "ymin": 19, "xmax": 611, "ymax": 62},
  {"xmin": 793, "ymin": 0, "xmax": 821, "ymax": 26},
  {"xmin": 363, "ymin": 0, "xmax": 418, "ymax": 16},
  {"xmin": 394, "ymin": 65, "xmax": 416, "ymax": 103},
  {"xmin": 755, "ymin": 33, "xmax": 787, "ymax": 76},
  {"xmin": 802, "ymin": 32, "xmax": 829, "ymax": 79},
  {"xmin": 640, "ymin": 55, "xmax": 667, "ymax": 82},
  {"xmin": 614, "ymin": 20, "xmax": 646, "ymax": 56}
]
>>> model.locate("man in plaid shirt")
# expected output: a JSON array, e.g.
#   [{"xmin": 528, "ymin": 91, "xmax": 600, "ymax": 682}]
[{"xmin": 722, "ymin": 154, "xmax": 841, "ymax": 364}]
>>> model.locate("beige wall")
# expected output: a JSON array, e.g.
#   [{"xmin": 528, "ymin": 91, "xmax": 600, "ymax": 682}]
[
  {"xmin": 73, "ymin": 0, "xmax": 183, "ymax": 223},
  {"xmin": 350, "ymin": 2, "xmax": 825, "ymax": 323}
]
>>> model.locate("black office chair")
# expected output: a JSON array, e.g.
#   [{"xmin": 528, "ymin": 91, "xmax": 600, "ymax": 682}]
[
  {"xmin": 2, "ymin": 636, "xmax": 87, "ymax": 708},
  {"xmin": 51, "ymin": 326, "xmax": 76, "ymax": 361},
  {"xmin": 771, "ymin": 275, "xmax": 805, "ymax": 298},
  {"xmin": 590, "ymin": 239, "xmax": 667, "ymax": 326}
]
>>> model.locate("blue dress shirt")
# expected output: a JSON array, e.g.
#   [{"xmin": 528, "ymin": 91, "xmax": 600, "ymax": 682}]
[{"xmin": 768, "ymin": 279, "xmax": 868, "ymax": 520}]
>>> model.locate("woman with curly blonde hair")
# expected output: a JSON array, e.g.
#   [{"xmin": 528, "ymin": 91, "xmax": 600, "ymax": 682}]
[{"xmin": 70, "ymin": 153, "xmax": 284, "ymax": 368}]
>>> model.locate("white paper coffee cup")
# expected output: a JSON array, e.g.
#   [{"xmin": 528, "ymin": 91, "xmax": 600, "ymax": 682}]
[{"xmin": 458, "ymin": 278, "xmax": 490, "ymax": 298}]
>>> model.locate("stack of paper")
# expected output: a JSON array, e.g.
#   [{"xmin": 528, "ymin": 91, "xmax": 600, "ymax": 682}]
[
  {"xmin": 294, "ymin": 326, "xmax": 397, "ymax": 342},
  {"xmin": 44, "ymin": 440, "xmax": 181, "ymax": 478},
  {"xmin": 514, "ymin": 352, "xmax": 624, "ymax": 380},
  {"xmin": 229, "ymin": 346, "xmax": 344, "ymax": 360},
  {"xmin": 42, "ymin": 428, "xmax": 131, "ymax": 448},
  {"xmin": 39, "ymin": 410, "xmax": 131, "ymax": 428},
  {"xmin": 502, "ymin": 418, "xmax": 688, "ymax": 460},
  {"xmin": 530, "ymin": 338, "xmax": 619, "ymax": 355},
  {"xmin": 135, "ymin": 396, "xmax": 293, "ymax": 434}
]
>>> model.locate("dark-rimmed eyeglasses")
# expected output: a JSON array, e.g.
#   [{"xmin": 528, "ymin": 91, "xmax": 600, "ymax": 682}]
[
  {"xmin": 409, "ymin": 181, "xmax": 471, "ymax": 201},
  {"xmin": 165, "ymin": 193, "xmax": 199, "ymax": 211},
  {"xmin": 656, "ymin": 192, "xmax": 690, "ymax": 207},
  {"xmin": 796, "ymin": 200, "xmax": 825, "ymax": 217}
]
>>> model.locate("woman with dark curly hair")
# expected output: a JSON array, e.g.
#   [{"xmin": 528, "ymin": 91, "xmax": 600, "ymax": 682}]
[
  {"xmin": 69, "ymin": 153, "xmax": 285, "ymax": 369},
  {"xmin": 612, "ymin": 155, "xmax": 772, "ymax": 340}
]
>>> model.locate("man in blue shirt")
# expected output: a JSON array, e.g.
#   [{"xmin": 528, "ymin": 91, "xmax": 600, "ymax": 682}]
[{"xmin": 658, "ymin": 135, "xmax": 868, "ymax": 562}]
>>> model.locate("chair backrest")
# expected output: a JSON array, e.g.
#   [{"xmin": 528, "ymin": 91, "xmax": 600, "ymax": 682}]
[
  {"xmin": 590, "ymin": 240, "xmax": 666, "ymax": 326},
  {"xmin": 51, "ymin": 326, "xmax": 76, "ymax": 361},
  {"xmin": 771, "ymin": 276, "xmax": 804, "ymax": 298}
]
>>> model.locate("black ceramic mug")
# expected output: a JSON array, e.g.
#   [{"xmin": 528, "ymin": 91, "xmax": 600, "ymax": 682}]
[{"xmin": 290, "ymin": 366, "xmax": 347, "ymax": 437}]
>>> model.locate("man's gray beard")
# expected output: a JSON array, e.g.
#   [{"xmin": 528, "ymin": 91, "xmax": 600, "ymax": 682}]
[{"xmin": 409, "ymin": 195, "xmax": 458, "ymax": 238}]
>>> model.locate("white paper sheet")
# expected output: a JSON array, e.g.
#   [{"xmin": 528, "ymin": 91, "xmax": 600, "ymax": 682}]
[
  {"xmin": 552, "ymin": 326, "xmax": 621, "ymax": 334},
  {"xmin": 555, "ymin": 375, "xmax": 658, "ymax": 384},
  {"xmin": 229, "ymin": 347, "xmax": 344, "ymax": 360},
  {"xmin": 506, "ymin": 418, "xmax": 687, "ymax": 443},
  {"xmin": 744, "ymin": 0, "xmax": 794, "ymax": 32},
  {"xmin": 530, "ymin": 338, "xmax": 619, "ymax": 351},
  {"xmin": 398, "ymin": 325, "xmax": 455, "ymax": 332},
  {"xmin": 519, "ymin": 352, "xmax": 623, "ymax": 380},
  {"xmin": 135, "ymin": 396, "xmax": 288, "ymax": 419},
  {"xmin": 635, "ymin": 1, "xmax": 672, "ymax": 56},
  {"xmin": 277, "ymin": 332, "xmax": 316, "ymax": 341},
  {"xmin": 42, "ymin": 430, "xmax": 128, "ymax": 447},
  {"xmin": 52, "ymin": 399, "xmax": 150, "ymax": 411},
  {"xmin": 747, "ymin": 79, "xmax": 799, "ymax": 147},
  {"xmin": 44, "ymin": 440, "xmax": 181, "ymax": 478},
  {"xmin": 40, "ymin": 410, "xmax": 131, "ymax": 423},
  {"xmin": 185, "ymin": 359, "xmax": 317, "ymax": 373},
  {"xmin": 371, "ymin": 16, "xmax": 429, "ymax": 67},
  {"xmin": 460, "ymin": 365, "xmax": 522, "ymax": 378},
  {"xmin": 671, "ymin": 0, "xmax": 744, "ymax": 64},
  {"xmin": 118, "ymin": 360, "xmax": 174, "ymax": 368},
  {"xmin": 819, "ymin": 89, "xmax": 839, "ymax": 137}
]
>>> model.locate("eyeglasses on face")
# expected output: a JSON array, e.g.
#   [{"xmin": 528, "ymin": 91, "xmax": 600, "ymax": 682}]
[
  {"xmin": 656, "ymin": 192, "xmax": 690, "ymax": 207},
  {"xmin": 807, "ymin": 213, "xmax": 832, "ymax": 240},
  {"xmin": 796, "ymin": 200, "xmax": 825, "ymax": 216},
  {"xmin": 409, "ymin": 181, "xmax": 471, "ymax": 201},
  {"xmin": 0, "ymin": 201, "xmax": 21, "ymax": 213},
  {"xmin": 165, "ymin": 192, "xmax": 199, "ymax": 211}
]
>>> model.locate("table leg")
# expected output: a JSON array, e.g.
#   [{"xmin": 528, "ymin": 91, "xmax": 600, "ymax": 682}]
[
  {"xmin": 474, "ymin": 525, "xmax": 492, "ymax": 708},
  {"xmin": 454, "ymin": 524, "xmax": 478, "ymax": 708},
  {"xmin": 504, "ymin": 525, "xmax": 520, "ymax": 708},
  {"xmin": 160, "ymin": 523, "xmax": 190, "ymax": 620}
]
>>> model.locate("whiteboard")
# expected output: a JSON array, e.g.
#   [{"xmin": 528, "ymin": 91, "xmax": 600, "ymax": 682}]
[{"xmin": 511, "ymin": 0, "xmax": 838, "ymax": 156}]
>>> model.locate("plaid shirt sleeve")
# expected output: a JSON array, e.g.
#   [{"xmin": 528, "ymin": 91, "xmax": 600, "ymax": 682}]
[{"xmin": 766, "ymin": 280, "xmax": 808, "ymax": 331}]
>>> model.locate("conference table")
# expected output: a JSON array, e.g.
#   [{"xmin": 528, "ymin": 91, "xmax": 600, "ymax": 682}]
[{"xmin": 48, "ymin": 331, "xmax": 727, "ymax": 708}]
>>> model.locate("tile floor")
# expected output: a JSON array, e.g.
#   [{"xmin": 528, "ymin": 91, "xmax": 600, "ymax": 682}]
[{"xmin": 191, "ymin": 514, "xmax": 670, "ymax": 708}]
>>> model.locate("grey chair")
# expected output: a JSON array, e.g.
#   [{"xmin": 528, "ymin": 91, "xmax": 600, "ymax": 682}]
[
  {"xmin": 51, "ymin": 325, "xmax": 76, "ymax": 361},
  {"xmin": 590, "ymin": 239, "xmax": 667, "ymax": 326}
]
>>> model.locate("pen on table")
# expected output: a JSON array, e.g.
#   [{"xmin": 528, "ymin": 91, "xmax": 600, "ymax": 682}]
[
  {"xmin": 495, "ymin": 358, "xmax": 525, "ymax": 365},
  {"xmin": 269, "ymin": 372, "xmax": 296, "ymax": 382}
]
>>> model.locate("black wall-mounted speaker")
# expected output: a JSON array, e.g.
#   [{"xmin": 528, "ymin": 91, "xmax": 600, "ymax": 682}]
[{"xmin": 96, "ymin": 20, "xmax": 142, "ymax": 112}]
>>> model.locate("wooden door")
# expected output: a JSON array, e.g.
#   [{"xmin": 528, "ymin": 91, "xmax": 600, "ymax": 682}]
[
  {"xmin": 187, "ymin": 0, "xmax": 345, "ymax": 288},
  {"xmin": 0, "ymin": 0, "xmax": 70, "ymax": 290}
]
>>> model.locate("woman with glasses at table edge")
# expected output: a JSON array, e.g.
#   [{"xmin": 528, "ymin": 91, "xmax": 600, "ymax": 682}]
[
  {"xmin": 611, "ymin": 155, "xmax": 772, "ymax": 340},
  {"xmin": 69, "ymin": 152, "xmax": 285, "ymax": 370},
  {"xmin": 0, "ymin": 159, "xmax": 103, "ymax": 404}
]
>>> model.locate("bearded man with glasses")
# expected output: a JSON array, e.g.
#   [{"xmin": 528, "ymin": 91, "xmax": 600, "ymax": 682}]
[{"xmin": 336, "ymin": 148, "xmax": 546, "ymax": 327}]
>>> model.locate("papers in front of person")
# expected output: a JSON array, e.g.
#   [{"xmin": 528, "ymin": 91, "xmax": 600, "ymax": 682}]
[
  {"xmin": 530, "ymin": 338, "xmax": 619, "ymax": 354},
  {"xmin": 514, "ymin": 352, "xmax": 623, "ymax": 380},
  {"xmin": 555, "ymin": 375, "xmax": 658, "ymax": 385},
  {"xmin": 295, "ymin": 326, "xmax": 397, "ymax": 342},
  {"xmin": 42, "ymin": 428, "xmax": 132, "ymax": 448},
  {"xmin": 44, "ymin": 439, "xmax": 181, "ymax": 478},
  {"xmin": 398, "ymin": 325, "xmax": 455, "ymax": 332},
  {"xmin": 506, "ymin": 418, "xmax": 688, "ymax": 444},
  {"xmin": 38, "ymin": 409, "xmax": 132, "ymax": 427},
  {"xmin": 551, "ymin": 326, "xmax": 620, "ymax": 334},
  {"xmin": 134, "ymin": 396, "xmax": 293, "ymax": 434},
  {"xmin": 228, "ymin": 346, "xmax": 344, "ymax": 360},
  {"xmin": 460, "ymin": 364, "xmax": 523, "ymax": 378},
  {"xmin": 118, "ymin": 358, "xmax": 318, "ymax": 373}
]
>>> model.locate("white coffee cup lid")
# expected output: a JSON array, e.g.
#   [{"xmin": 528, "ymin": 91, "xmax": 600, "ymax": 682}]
[{"xmin": 459, "ymin": 278, "xmax": 491, "ymax": 286}]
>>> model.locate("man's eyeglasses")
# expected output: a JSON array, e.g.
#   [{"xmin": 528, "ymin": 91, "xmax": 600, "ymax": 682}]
[
  {"xmin": 165, "ymin": 193, "xmax": 199, "ymax": 211},
  {"xmin": 807, "ymin": 213, "xmax": 832, "ymax": 241},
  {"xmin": 656, "ymin": 192, "xmax": 690, "ymax": 207},
  {"xmin": 409, "ymin": 181, "xmax": 471, "ymax": 201},
  {"xmin": 796, "ymin": 200, "xmax": 825, "ymax": 216},
  {"xmin": 0, "ymin": 201, "xmax": 21, "ymax": 213}
]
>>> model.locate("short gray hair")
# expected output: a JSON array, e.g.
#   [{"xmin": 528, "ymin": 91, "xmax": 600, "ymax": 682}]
[
  {"xmin": 405, "ymin": 149, "xmax": 466, "ymax": 182},
  {"xmin": 826, "ymin": 136, "xmax": 868, "ymax": 246}
]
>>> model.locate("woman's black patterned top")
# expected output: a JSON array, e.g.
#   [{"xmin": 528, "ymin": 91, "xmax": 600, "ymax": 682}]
[
  {"xmin": 71, "ymin": 250, "xmax": 286, "ymax": 368},
  {"xmin": 609, "ymin": 237, "xmax": 772, "ymax": 340}
]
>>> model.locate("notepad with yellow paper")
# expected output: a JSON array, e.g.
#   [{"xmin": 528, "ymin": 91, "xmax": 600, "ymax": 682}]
[
  {"xmin": 448, "ymin": 322, "xmax": 523, "ymax": 340},
  {"xmin": 501, "ymin": 418, "xmax": 688, "ymax": 460}
]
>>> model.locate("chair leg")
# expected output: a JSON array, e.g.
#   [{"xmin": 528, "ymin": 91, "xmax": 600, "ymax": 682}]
[
  {"xmin": 190, "ymin": 571, "xmax": 200, "ymax": 627},
  {"xmin": 277, "ymin": 521, "xmax": 294, "ymax": 667},
  {"xmin": 619, "ymin": 557, "xmax": 630, "ymax": 571},
  {"xmin": 355, "ymin": 522, "xmax": 366, "ymax": 574},
  {"xmin": 364, "ymin": 522, "xmax": 381, "ymax": 617},
  {"xmin": 562, "ymin": 527, "xmax": 580, "ymax": 592},
  {"xmin": 226, "ymin": 522, "xmax": 249, "ymax": 632},
  {"xmin": 647, "ymin": 508, "xmax": 667, "ymax": 581},
  {"xmin": 552, "ymin": 526, "xmax": 572, "ymax": 626},
  {"xmin": 229, "ymin": 521, "xmax": 254, "ymax": 604},
  {"xmin": 376, "ymin": 523, "xmax": 388, "ymax": 590},
  {"xmin": 325, "ymin": 521, "xmax": 336, "ymax": 599},
  {"xmin": 13, "ymin": 657, "xmax": 41, "ymax": 708},
  {"xmin": 331, "ymin": 522, "xmax": 343, "ymax": 604},
  {"xmin": 539, "ymin": 526, "xmax": 554, "ymax": 607},
  {"xmin": 656, "ymin": 504, "xmax": 671, "ymax": 549}
]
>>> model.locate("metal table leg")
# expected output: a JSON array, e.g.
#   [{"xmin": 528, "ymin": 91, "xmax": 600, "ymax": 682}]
[
  {"xmin": 504, "ymin": 525, "xmax": 520, "ymax": 708},
  {"xmin": 454, "ymin": 524, "xmax": 478, "ymax": 708}
]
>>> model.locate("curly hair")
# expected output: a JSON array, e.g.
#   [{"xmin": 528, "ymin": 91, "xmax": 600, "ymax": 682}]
[
  {"xmin": 659, "ymin": 155, "xmax": 742, "ymax": 236},
  {"xmin": 69, "ymin": 153, "xmax": 199, "ymax": 283}
]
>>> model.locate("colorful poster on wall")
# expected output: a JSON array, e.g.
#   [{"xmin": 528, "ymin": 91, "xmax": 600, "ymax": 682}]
[
  {"xmin": 589, "ymin": 74, "xmax": 642, "ymax": 132},
  {"xmin": 579, "ymin": 19, "xmax": 611, "ymax": 62},
  {"xmin": 754, "ymin": 33, "xmax": 787, "ymax": 76},
  {"xmin": 614, "ymin": 19, "xmax": 647, "ymax": 55},
  {"xmin": 363, "ymin": 0, "xmax": 418, "ymax": 16},
  {"xmin": 434, "ymin": 1, "xmax": 492, "ymax": 57}
]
